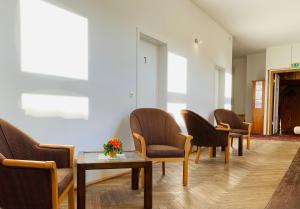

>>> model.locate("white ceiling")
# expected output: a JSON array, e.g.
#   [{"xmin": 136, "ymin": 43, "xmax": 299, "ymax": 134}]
[{"xmin": 192, "ymin": 0, "xmax": 300, "ymax": 57}]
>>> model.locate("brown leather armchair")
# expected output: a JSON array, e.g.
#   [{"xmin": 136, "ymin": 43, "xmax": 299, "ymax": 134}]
[
  {"xmin": 130, "ymin": 108, "xmax": 192, "ymax": 186},
  {"xmin": 214, "ymin": 109, "xmax": 252, "ymax": 149},
  {"xmin": 0, "ymin": 119, "xmax": 75, "ymax": 209},
  {"xmin": 181, "ymin": 109, "xmax": 230, "ymax": 163}
]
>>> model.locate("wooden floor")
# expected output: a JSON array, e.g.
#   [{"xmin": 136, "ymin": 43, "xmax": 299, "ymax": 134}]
[{"xmin": 61, "ymin": 139, "xmax": 300, "ymax": 209}]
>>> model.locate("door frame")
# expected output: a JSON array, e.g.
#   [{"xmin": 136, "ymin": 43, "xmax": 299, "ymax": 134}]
[
  {"xmin": 136, "ymin": 27, "xmax": 168, "ymax": 110},
  {"xmin": 265, "ymin": 68, "xmax": 300, "ymax": 135},
  {"xmin": 272, "ymin": 74, "xmax": 280, "ymax": 134}
]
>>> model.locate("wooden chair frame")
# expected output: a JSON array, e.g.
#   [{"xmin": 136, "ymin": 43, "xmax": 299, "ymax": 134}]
[
  {"xmin": 132, "ymin": 132, "xmax": 192, "ymax": 186},
  {"xmin": 2, "ymin": 144, "xmax": 75, "ymax": 209},
  {"xmin": 220, "ymin": 122, "xmax": 252, "ymax": 149},
  {"xmin": 194, "ymin": 126, "xmax": 231, "ymax": 164}
]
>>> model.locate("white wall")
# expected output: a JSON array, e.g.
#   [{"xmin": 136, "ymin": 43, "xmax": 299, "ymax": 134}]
[
  {"xmin": 264, "ymin": 43, "xmax": 300, "ymax": 134},
  {"xmin": 232, "ymin": 57, "xmax": 246, "ymax": 114},
  {"xmin": 266, "ymin": 45, "xmax": 292, "ymax": 70},
  {"xmin": 0, "ymin": 0, "xmax": 232, "ymax": 153},
  {"xmin": 245, "ymin": 52, "xmax": 266, "ymax": 121},
  {"xmin": 266, "ymin": 43, "xmax": 300, "ymax": 70}
]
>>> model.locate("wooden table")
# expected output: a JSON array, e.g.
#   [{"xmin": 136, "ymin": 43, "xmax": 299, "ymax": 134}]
[
  {"xmin": 229, "ymin": 133, "xmax": 243, "ymax": 156},
  {"xmin": 265, "ymin": 148, "xmax": 300, "ymax": 209},
  {"xmin": 76, "ymin": 151, "xmax": 152, "ymax": 209}
]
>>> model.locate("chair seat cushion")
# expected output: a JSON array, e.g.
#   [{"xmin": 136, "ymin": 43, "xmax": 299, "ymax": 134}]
[
  {"xmin": 57, "ymin": 168, "xmax": 73, "ymax": 195},
  {"xmin": 146, "ymin": 145, "xmax": 184, "ymax": 158},
  {"xmin": 231, "ymin": 129, "xmax": 248, "ymax": 135}
]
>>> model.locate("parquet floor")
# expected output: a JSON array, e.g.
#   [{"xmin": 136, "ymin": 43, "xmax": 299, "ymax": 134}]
[{"xmin": 61, "ymin": 139, "xmax": 300, "ymax": 209}]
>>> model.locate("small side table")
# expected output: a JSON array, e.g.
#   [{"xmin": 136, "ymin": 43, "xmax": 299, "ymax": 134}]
[
  {"xmin": 229, "ymin": 133, "xmax": 243, "ymax": 156},
  {"xmin": 76, "ymin": 151, "xmax": 152, "ymax": 209}
]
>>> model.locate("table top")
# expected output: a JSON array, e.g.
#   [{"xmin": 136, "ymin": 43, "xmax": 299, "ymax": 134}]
[{"xmin": 77, "ymin": 151, "xmax": 150, "ymax": 165}]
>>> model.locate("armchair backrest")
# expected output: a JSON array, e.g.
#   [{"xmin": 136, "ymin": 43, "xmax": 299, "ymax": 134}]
[
  {"xmin": 0, "ymin": 119, "xmax": 52, "ymax": 209},
  {"xmin": 181, "ymin": 109, "xmax": 219, "ymax": 146},
  {"xmin": 214, "ymin": 109, "xmax": 243, "ymax": 129},
  {"xmin": 130, "ymin": 108, "xmax": 181, "ymax": 147},
  {"xmin": 0, "ymin": 119, "xmax": 38, "ymax": 160}
]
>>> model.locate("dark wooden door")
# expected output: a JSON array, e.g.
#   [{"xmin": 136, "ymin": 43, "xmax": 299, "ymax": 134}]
[
  {"xmin": 252, "ymin": 80, "xmax": 265, "ymax": 134},
  {"xmin": 279, "ymin": 80, "xmax": 300, "ymax": 134}
]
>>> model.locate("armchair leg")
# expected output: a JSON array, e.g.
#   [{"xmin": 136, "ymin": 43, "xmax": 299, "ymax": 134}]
[
  {"xmin": 162, "ymin": 162, "xmax": 165, "ymax": 176},
  {"xmin": 68, "ymin": 183, "xmax": 75, "ymax": 209},
  {"xmin": 212, "ymin": 146, "xmax": 216, "ymax": 157},
  {"xmin": 225, "ymin": 145, "xmax": 230, "ymax": 163},
  {"xmin": 183, "ymin": 159, "xmax": 188, "ymax": 186},
  {"xmin": 247, "ymin": 135, "xmax": 251, "ymax": 150},
  {"xmin": 225, "ymin": 144, "xmax": 230, "ymax": 164},
  {"xmin": 208, "ymin": 147, "xmax": 213, "ymax": 158},
  {"xmin": 195, "ymin": 147, "xmax": 201, "ymax": 163},
  {"xmin": 189, "ymin": 145, "xmax": 193, "ymax": 156}
]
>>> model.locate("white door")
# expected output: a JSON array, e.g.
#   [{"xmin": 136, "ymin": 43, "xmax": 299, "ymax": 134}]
[
  {"xmin": 272, "ymin": 74, "xmax": 280, "ymax": 134},
  {"xmin": 137, "ymin": 39, "xmax": 159, "ymax": 108}
]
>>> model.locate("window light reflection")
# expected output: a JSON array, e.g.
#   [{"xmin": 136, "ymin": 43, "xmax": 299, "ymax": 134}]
[
  {"xmin": 20, "ymin": 0, "xmax": 88, "ymax": 80},
  {"xmin": 167, "ymin": 52, "xmax": 187, "ymax": 94},
  {"xmin": 21, "ymin": 94, "xmax": 89, "ymax": 120}
]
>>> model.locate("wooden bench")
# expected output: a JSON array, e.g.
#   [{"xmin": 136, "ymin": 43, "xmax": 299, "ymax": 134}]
[{"xmin": 265, "ymin": 148, "xmax": 300, "ymax": 209}]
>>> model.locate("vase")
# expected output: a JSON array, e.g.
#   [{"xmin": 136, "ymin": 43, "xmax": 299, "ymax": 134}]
[{"xmin": 108, "ymin": 150, "xmax": 117, "ymax": 158}]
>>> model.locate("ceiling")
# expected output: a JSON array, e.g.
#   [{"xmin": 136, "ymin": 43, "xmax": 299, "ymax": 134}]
[{"xmin": 192, "ymin": 0, "xmax": 300, "ymax": 57}]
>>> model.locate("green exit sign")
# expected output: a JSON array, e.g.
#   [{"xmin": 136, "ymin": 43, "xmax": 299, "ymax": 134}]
[{"xmin": 292, "ymin": 63, "xmax": 300, "ymax": 68}]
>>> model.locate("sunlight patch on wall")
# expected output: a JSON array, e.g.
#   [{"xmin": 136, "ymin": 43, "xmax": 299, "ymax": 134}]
[
  {"xmin": 225, "ymin": 72, "xmax": 232, "ymax": 110},
  {"xmin": 167, "ymin": 52, "xmax": 187, "ymax": 94},
  {"xmin": 21, "ymin": 94, "xmax": 89, "ymax": 119},
  {"xmin": 167, "ymin": 102, "xmax": 186, "ymax": 126},
  {"xmin": 20, "ymin": 0, "xmax": 88, "ymax": 80}
]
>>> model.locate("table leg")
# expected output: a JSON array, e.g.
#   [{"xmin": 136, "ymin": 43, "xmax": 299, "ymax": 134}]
[
  {"xmin": 238, "ymin": 136, "xmax": 243, "ymax": 156},
  {"xmin": 144, "ymin": 163, "xmax": 152, "ymax": 209},
  {"xmin": 132, "ymin": 168, "xmax": 140, "ymax": 190},
  {"xmin": 77, "ymin": 165, "xmax": 86, "ymax": 209}
]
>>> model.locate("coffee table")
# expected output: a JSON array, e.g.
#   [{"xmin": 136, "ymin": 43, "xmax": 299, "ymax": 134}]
[{"xmin": 76, "ymin": 151, "xmax": 152, "ymax": 209}]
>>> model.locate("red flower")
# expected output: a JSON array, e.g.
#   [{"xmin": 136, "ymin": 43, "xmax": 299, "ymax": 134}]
[{"xmin": 108, "ymin": 138, "xmax": 122, "ymax": 149}]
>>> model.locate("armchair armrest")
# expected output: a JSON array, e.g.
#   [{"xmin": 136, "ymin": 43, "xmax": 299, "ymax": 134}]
[
  {"xmin": 38, "ymin": 144, "xmax": 74, "ymax": 168},
  {"xmin": 1, "ymin": 158, "xmax": 59, "ymax": 209},
  {"xmin": 216, "ymin": 126, "xmax": 231, "ymax": 132},
  {"xmin": 179, "ymin": 133, "xmax": 193, "ymax": 159},
  {"xmin": 132, "ymin": 132, "xmax": 146, "ymax": 156},
  {"xmin": 2, "ymin": 158, "xmax": 56, "ymax": 170},
  {"xmin": 242, "ymin": 122, "xmax": 252, "ymax": 125},
  {"xmin": 219, "ymin": 123, "xmax": 231, "ymax": 129},
  {"xmin": 242, "ymin": 122, "xmax": 252, "ymax": 133}
]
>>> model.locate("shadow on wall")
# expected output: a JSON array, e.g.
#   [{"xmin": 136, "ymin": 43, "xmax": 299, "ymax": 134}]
[{"xmin": 113, "ymin": 115, "xmax": 134, "ymax": 151}]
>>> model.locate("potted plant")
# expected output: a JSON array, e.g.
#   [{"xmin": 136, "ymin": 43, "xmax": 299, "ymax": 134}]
[{"xmin": 103, "ymin": 138, "xmax": 123, "ymax": 158}]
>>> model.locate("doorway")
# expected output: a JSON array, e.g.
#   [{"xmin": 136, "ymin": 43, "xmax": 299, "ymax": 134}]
[
  {"xmin": 137, "ymin": 39, "xmax": 159, "ymax": 108},
  {"xmin": 266, "ymin": 69, "xmax": 300, "ymax": 135},
  {"xmin": 136, "ymin": 32, "xmax": 167, "ymax": 109}
]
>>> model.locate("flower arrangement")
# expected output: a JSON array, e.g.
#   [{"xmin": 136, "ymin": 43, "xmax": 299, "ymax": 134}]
[{"xmin": 103, "ymin": 138, "xmax": 123, "ymax": 158}]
